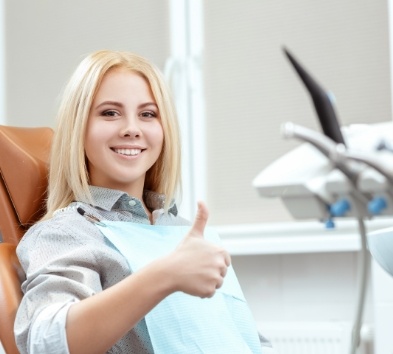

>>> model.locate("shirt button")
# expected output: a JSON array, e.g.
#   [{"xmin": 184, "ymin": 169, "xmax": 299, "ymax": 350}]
[{"xmin": 128, "ymin": 200, "xmax": 137, "ymax": 207}]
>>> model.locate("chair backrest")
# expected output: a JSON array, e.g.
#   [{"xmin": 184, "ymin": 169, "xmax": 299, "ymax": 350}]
[
  {"xmin": 0, "ymin": 125, "xmax": 53, "ymax": 354},
  {"xmin": 0, "ymin": 125, "xmax": 53, "ymax": 245}
]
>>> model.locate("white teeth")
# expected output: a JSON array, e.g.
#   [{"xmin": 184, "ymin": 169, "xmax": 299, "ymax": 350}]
[{"xmin": 114, "ymin": 148, "xmax": 142, "ymax": 156}]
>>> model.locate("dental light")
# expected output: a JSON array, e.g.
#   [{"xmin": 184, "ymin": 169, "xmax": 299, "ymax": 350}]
[{"xmin": 253, "ymin": 47, "xmax": 393, "ymax": 354}]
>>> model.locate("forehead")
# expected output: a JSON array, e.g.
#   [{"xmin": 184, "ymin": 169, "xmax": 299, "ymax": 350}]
[{"xmin": 94, "ymin": 68, "xmax": 154, "ymax": 101}]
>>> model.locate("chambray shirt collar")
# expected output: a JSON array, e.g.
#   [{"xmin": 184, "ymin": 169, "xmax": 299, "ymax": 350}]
[{"xmin": 87, "ymin": 186, "xmax": 178, "ymax": 216}]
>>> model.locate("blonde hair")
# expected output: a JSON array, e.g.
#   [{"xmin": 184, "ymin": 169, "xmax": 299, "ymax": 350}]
[{"xmin": 44, "ymin": 50, "xmax": 181, "ymax": 218}]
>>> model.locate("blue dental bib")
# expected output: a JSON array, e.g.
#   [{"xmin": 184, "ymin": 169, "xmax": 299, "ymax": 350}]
[{"xmin": 96, "ymin": 221, "xmax": 262, "ymax": 354}]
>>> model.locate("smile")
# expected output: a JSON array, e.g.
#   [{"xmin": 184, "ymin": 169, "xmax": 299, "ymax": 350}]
[{"xmin": 112, "ymin": 148, "xmax": 143, "ymax": 156}]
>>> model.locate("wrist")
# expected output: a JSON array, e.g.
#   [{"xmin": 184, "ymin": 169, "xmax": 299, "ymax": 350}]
[{"xmin": 142, "ymin": 254, "xmax": 179, "ymax": 297}]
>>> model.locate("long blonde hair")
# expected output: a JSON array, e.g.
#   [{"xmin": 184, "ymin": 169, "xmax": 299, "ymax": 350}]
[{"xmin": 45, "ymin": 50, "xmax": 181, "ymax": 218}]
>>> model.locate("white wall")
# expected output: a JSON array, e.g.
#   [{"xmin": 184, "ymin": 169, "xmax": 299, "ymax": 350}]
[
  {"xmin": 204, "ymin": 1, "xmax": 391, "ymax": 225},
  {"xmin": 3, "ymin": 1, "xmax": 170, "ymax": 128}
]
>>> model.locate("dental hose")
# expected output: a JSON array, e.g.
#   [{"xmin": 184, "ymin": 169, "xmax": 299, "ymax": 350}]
[
  {"xmin": 282, "ymin": 122, "xmax": 370, "ymax": 353},
  {"xmin": 350, "ymin": 213, "xmax": 370, "ymax": 354}
]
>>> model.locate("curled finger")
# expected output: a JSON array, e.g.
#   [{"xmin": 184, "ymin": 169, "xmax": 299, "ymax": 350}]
[
  {"xmin": 215, "ymin": 276, "xmax": 224, "ymax": 290},
  {"xmin": 220, "ymin": 265, "xmax": 228, "ymax": 278},
  {"xmin": 224, "ymin": 251, "xmax": 231, "ymax": 267}
]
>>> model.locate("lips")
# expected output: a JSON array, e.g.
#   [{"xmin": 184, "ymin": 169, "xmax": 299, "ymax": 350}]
[{"xmin": 112, "ymin": 148, "xmax": 143, "ymax": 156}]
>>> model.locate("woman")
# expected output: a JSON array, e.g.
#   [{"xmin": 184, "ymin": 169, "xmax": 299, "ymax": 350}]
[{"xmin": 14, "ymin": 50, "xmax": 266, "ymax": 353}]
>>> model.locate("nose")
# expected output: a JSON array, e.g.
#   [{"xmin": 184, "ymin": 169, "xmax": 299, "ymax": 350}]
[{"xmin": 121, "ymin": 116, "xmax": 141, "ymax": 138}]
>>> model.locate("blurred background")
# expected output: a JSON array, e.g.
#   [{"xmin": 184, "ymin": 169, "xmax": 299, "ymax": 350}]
[{"xmin": 1, "ymin": 1, "xmax": 392, "ymax": 353}]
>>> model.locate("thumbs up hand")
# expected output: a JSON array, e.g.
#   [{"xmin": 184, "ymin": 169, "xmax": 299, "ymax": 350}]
[
  {"xmin": 167, "ymin": 202, "xmax": 231, "ymax": 298},
  {"xmin": 187, "ymin": 200, "xmax": 209, "ymax": 238}
]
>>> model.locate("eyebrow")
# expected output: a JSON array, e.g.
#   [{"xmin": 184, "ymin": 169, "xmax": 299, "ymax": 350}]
[
  {"xmin": 94, "ymin": 101, "xmax": 158, "ymax": 110},
  {"xmin": 95, "ymin": 101, "xmax": 123, "ymax": 110}
]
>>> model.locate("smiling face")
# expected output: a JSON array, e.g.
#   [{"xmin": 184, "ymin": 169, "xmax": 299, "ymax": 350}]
[{"xmin": 85, "ymin": 68, "xmax": 164, "ymax": 198}]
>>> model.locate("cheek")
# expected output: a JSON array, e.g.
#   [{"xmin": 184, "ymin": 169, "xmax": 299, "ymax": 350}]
[
  {"xmin": 85, "ymin": 121, "xmax": 112, "ymax": 149},
  {"xmin": 158, "ymin": 133, "xmax": 164, "ymax": 150},
  {"xmin": 84, "ymin": 122, "xmax": 107, "ymax": 164},
  {"xmin": 148, "ymin": 124, "xmax": 164, "ymax": 163},
  {"xmin": 154, "ymin": 124, "xmax": 165, "ymax": 148},
  {"xmin": 84, "ymin": 130, "xmax": 97, "ymax": 162}
]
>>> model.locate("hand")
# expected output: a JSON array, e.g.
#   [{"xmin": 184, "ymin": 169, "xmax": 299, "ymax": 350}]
[{"xmin": 167, "ymin": 201, "xmax": 231, "ymax": 298}]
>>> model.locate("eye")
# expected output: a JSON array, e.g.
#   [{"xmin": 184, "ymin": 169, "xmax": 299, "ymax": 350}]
[
  {"xmin": 140, "ymin": 111, "xmax": 158, "ymax": 118},
  {"xmin": 101, "ymin": 110, "xmax": 120, "ymax": 118}
]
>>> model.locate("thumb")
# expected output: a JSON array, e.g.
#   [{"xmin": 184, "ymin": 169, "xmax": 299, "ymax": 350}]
[{"xmin": 189, "ymin": 201, "xmax": 209, "ymax": 237}]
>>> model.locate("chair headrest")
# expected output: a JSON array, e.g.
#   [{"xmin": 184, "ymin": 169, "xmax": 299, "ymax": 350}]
[{"xmin": 0, "ymin": 125, "xmax": 53, "ymax": 225}]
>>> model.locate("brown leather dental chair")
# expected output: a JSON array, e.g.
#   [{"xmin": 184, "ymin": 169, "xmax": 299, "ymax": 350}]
[{"xmin": 0, "ymin": 125, "xmax": 53, "ymax": 354}]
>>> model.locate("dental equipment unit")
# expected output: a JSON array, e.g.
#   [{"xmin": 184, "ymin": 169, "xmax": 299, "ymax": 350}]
[{"xmin": 253, "ymin": 47, "xmax": 393, "ymax": 354}]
